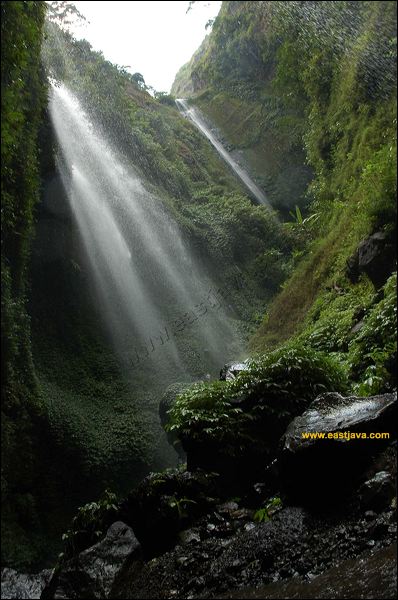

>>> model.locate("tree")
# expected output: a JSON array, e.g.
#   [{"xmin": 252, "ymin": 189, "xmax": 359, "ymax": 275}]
[
  {"xmin": 46, "ymin": 1, "xmax": 86, "ymax": 31},
  {"xmin": 131, "ymin": 72, "xmax": 146, "ymax": 89}
]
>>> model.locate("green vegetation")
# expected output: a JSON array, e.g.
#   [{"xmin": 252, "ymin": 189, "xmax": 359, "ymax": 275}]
[
  {"xmin": 2, "ymin": 0, "xmax": 396, "ymax": 571},
  {"xmin": 58, "ymin": 489, "xmax": 118, "ymax": 563},
  {"xmin": 253, "ymin": 496, "xmax": 282, "ymax": 523},
  {"xmin": 348, "ymin": 273, "xmax": 397, "ymax": 395},
  {"xmin": 176, "ymin": 1, "xmax": 396, "ymax": 358},
  {"xmin": 2, "ymin": 2, "xmax": 294, "ymax": 570},
  {"xmin": 166, "ymin": 343, "xmax": 348, "ymax": 453},
  {"xmin": 168, "ymin": 0, "xmax": 396, "ymax": 465},
  {"xmin": 1, "ymin": 0, "xmax": 51, "ymax": 569}
]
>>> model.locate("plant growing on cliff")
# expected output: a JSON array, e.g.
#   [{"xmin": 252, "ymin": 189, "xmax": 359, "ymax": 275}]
[{"xmin": 349, "ymin": 272, "xmax": 397, "ymax": 395}]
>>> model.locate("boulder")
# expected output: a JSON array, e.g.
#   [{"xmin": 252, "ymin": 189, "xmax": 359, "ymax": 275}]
[
  {"xmin": 219, "ymin": 361, "xmax": 249, "ymax": 381},
  {"xmin": 278, "ymin": 392, "xmax": 397, "ymax": 503},
  {"xmin": 359, "ymin": 471, "xmax": 396, "ymax": 511},
  {"xmin": 42, "ymin": 522, "xmax": 141, "ymax": 599},
  {"xmin": 346, "ymin": 231, "xmax": 396, "ymax": 289},
  {"xmin": 1, "ymin": 568, "xmax": 53, "ymax": 600}
]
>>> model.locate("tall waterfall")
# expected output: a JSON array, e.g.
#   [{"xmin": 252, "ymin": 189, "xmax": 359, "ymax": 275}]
[
  {"xmin": 175, "ymin": 98, "xmax": 271, "ymax": 208},
  {"xmin": 49, "ymin": 84, "xmax": 244, "ymax": 379}
]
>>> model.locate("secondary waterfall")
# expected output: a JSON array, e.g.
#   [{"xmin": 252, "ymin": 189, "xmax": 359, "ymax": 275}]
[
  {"xmin": 175, "ymin": 98, "xmax": 270, "ymax": 207},
  {"xmin": 49, "ymin": 84, "xmax": 244, "ymax": 379}
]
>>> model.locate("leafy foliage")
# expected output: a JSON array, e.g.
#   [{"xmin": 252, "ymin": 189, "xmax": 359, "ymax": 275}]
[
  {"xmin": 168, "ymin": 496, "xmax": 197, "ymax": 519},
  {"xmin": 349, "ymin": 273, "xmax": 397, "ymax": 395},
  {"xmin": 253, "ymin": 496, "xmax": 282, "ymax": 523},
  {"xmin": 1, "ymin": 0, "xmax": 49, "ymax": 568},
  {"xmin": 166, "ymin": 343, "xmax": 348, "ymax": 448},
  {"xmin": 59, "ymin": 489, "xmax": 118, "ymax": 563}
]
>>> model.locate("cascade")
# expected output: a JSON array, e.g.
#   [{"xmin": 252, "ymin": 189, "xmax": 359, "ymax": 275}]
[
  {"xmin": 49, "ymin": 84, "xmax": 244, "ymax": 379},
  {"xmin": 176, "ymin": 98, "xmax": 271, "ymax": 208}
]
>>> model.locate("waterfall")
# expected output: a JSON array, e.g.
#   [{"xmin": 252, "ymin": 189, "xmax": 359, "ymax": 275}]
[
  {"xmin": 49, "ymin": 84, "xmax": 244, "ymax": 379},
  {"xmin": 175, "ymin": 98, "xmax": 271, "ymax": 208}
]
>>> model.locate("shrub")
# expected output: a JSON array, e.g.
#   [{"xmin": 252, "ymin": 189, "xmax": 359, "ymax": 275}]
[
  {"xmin": 166, "ymin": 342, "xmax": 348, "ymax": 449},
  {"xmin": 59, "ymin": 489, "xmax": 118, "ymax": 563},
  {"xmin": 348, "ymin": 272, "xmax": 397, "ymax": 395}
]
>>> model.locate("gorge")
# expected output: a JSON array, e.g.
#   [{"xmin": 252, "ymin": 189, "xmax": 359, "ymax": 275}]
[{"xmin": 1, "ymin": 1, "xmax": 397, "ymax": 598}]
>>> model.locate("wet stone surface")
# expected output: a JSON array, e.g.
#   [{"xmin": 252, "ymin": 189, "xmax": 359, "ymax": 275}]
[{"xmin": 114, "ymin": 502, "xmax": 397, "ymax": 599}]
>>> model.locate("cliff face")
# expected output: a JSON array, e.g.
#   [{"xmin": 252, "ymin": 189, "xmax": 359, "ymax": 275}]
[
  {"xmin": 172, "ymin": 0, "xmax": 397, "ymax": 355},
  {"xmin": 1, "ymin": 0, "xmax": 51, "ymax": 569}
]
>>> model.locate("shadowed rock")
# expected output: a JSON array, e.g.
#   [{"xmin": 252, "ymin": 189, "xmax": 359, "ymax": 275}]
[
  {"xmin": 42, "ymin": 522, "xmax": 141, "ymax": 599},
  {"xmin": 215, "ymin": 544, "xmax": 397, "ymax": 599},
  {"xmin": 1, "ymin": 568, "xmax": 53, "ymax": 600},
  {"xmin": 278, "ymin": 392, "xmax": 397, "ymax": 504},
  {"xmin": 346, "ymin": 231, "xmax": 396, "ymax": 289},
  {"xmin": 219, "ymin": 361, "xmax": 249, "ymax": 381},
  {"xmin": 359, "ymin": 471, "xmax": 396, "ymax": 511}
]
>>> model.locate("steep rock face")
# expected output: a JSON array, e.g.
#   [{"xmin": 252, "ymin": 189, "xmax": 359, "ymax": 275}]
[
  {"xmin": 42, "ymin": 522, "xmax": 141, "ymax": 599},
  {"xmin": 1, "ymin": 0, "xmax": 50, "ymax": 569},
  {"xmin": 278, "ymin": 392, "xmax": 397, "ymax": 503}
]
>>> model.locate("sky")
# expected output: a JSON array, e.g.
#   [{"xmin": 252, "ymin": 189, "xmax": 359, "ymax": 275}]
[{"xmin": 70, "ymin": 1, "xmax": 222, "ymax": 92}]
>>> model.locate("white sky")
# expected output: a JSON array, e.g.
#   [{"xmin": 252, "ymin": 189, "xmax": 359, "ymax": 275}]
[{"xmin": 70, "ymin": 1, "xmax": 221, "ymax": 92}]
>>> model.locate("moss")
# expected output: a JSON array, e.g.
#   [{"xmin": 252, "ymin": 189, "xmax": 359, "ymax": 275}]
[{"xmin": 1, "ymin": 0, "xmax": 50, "ymax": 568}]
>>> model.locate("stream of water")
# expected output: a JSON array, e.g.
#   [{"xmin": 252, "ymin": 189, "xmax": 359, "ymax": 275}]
[{"xmin": 175, "ymin": 98, "xmax": 270, "ymax": 208}]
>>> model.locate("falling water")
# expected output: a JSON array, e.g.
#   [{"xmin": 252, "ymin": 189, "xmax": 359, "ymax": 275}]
[
  {"xmin": 175, "ymin": 98, "xmax": 271, "ymax": 207},
  {"xmin": 49, "ymin": 84, "xmax": 244, "ymax": 380}
]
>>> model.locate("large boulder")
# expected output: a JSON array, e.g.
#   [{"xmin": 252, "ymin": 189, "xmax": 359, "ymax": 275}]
[
  {"xmin": 346, "ymin": 231, "xmax": 396, "ymax": 289},
  {"xmin": 42, "ymin": 522, "xmax": 141, "ymax": 599},
  {"xmin": 278, "ymin": 391, "xmax": 397, "ymax": 504}
]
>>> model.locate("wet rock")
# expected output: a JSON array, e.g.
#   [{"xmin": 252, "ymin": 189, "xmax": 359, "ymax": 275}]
[
  {"xmin": 42, "ymin": 522, "xmax": 141, "ymax": 599},
  {"xmin": 214, "ymin": 544, "xmax": 397, "ymax": 598},
  {"xmin": 346, "ymin": 230, "xmax": 396, "ymax": 289},
  {"xmin": 365, "ymin": 510, "xmax": 377, "ymax": 521},
  {"xmin": 217, "ymin": 501, "xmax": 239, "ymax": 514},
  {"xmin": 1, "ymin": 568, "xmax": 53, "ymax": 600},
  {"xmin": 359, "ymin": 471, "xmax": 396, "ymax": 511},
  {"xmin": 220, "ymin": 361, "xmax": 249, "ymax": 381},
  {"xmin": 179, "ymin": 528, "xmax": 201, "ymax": 545},
  {"xmin": 279, "ymin": 392, "xmax": 396, "ymax": 503}
]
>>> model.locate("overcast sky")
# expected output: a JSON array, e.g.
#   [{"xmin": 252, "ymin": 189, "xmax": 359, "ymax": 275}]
[{"xmin": 71, "ymin": 1, "xmax": 221, "ymax": 92}]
